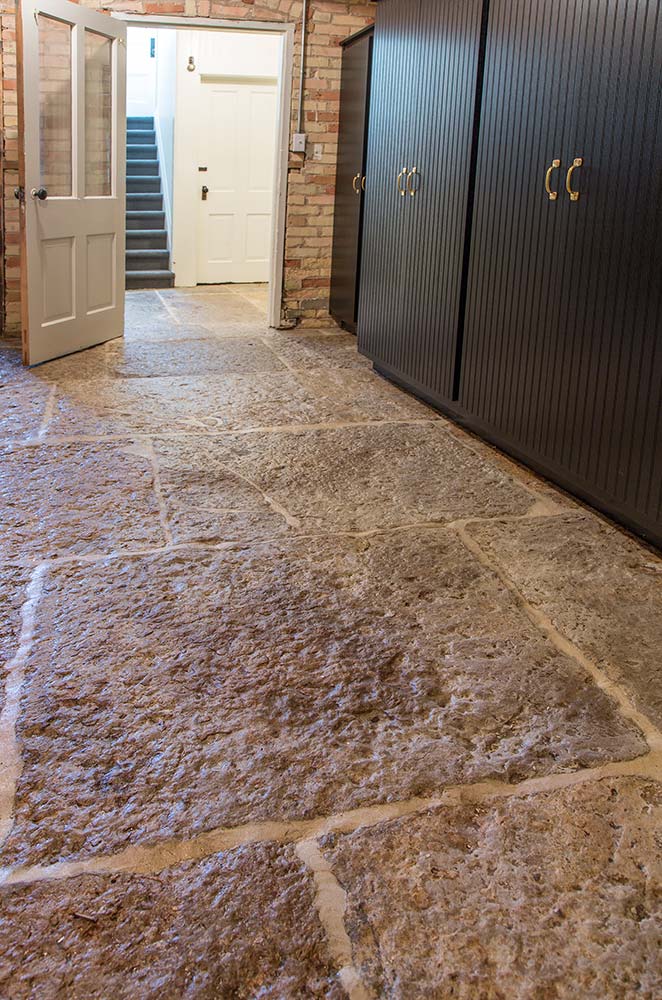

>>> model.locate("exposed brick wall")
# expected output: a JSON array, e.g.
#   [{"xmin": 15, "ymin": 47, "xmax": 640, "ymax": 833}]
[
  {"xmin": 0, "ymin": 0, "xmax": 376, "ymax": 336},
  {"xmin": 1, "ymin": 1, "xmax": 20, "ymax": 338}
]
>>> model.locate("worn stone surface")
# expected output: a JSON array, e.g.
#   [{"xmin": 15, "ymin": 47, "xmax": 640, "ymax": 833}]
[
  {"xmin": 123, "ymin": 290, "xmax": 172, "ymax": 325},
  {"xmin": 39, "ymin": 337, "xmax": 287, "ymax": 382},
  {"xmin": 0, "ymin": 442, "xmax": 165, "ymax": 561},
  {"xmin": 154, "ymin": 436, "xmax": 292, "ymax": 544},
  {"xmin": 156, "ymin": 290, "xmax": 269, "ymax": 332},
  {"xmin": 266, "ymin": 331, "xmax": 373, "ymax": 370},
  {"xmin": 0, "ymin": 843, "xmax": 343, "ymax": 999},
  {"xmin": 0, "ymin": 565, "xmax": 31, "ymax": 714},
  {"xmin": 442, "ymin": 420, "xmax": 581, "ymax": 511},
  {"xmin": 45, "ymin": 369, "xmax": 431, "ymax": 438},
  {"xmin": 150, "ymin": 415, "xmax": 539, "ymax": 545},
  {"xmin": 3, "ymin": 532, "xmax": 645, "ymax": 865},
  {"xmin": 0, "ymin": 385, "xmax": 51, "ymax": 441},
  {"xmin": 323, "ymin": 777, "xmax": 662, "ymax": 1000},
  {"xmin": 0, "ymin": 345, "xmax": 26, "ymax": 387},
  {"xmin": 468, "ymin": 514, "xmax": 662, "ymax": 728},
  {"xmin": 206, "ymin": 422, "xmax": 537, "ymax": 533}
]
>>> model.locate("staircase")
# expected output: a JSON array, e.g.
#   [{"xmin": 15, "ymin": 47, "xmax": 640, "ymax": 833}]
[{"xmin": 126, "ymin": 116, "xmax": 174, "ymax": 290}]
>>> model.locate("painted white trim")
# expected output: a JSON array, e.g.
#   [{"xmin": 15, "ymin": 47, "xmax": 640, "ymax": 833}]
[
  {"xmin": 114, "ymin": 13, "xmax": 294, "ymax": 328},
  {"xmin": 270, "ymin": 25, "xmax": 294, "ymax": 330},
  {"xmin": 153, "ymin": 113, "xmax": 173, "ymax": 265},
  {"xmin": 114, "ymin": 15, "xmax": 293, "ymax": 34}
]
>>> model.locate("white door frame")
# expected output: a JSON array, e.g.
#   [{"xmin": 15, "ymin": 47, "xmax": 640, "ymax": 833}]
[
  {"xmin": 113, "ymin": 14, "xmax": 295, "ymax": 330},
  {"xmin": 19, "ymin": 0, "xmax": 127, "ymax": 365}
]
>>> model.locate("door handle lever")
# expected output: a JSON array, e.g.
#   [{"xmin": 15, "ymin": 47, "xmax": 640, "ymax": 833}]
[
  {"xmin": 566, "ymin": 158, "xmax": 583, "ymax": 201},
  {"xmin": 545, "ymin": 159, "xmax": 561, "ymax": 201}
]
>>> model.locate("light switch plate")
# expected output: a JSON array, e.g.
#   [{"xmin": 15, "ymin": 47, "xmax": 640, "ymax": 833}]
[{"xmin": 292, "ymin": 132, "xmax": 307, "ymax": 153}]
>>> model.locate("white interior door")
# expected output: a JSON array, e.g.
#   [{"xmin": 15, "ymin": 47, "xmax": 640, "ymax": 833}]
[
  {"xmin": 19, "ymin": 0, "xmax": 126, "ymax": 365},
  {"xmin": 196, "ymin": 78, "xmax": 277, "ymax": 284}
]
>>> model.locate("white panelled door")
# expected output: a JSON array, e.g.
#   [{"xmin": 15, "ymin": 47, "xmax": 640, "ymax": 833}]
[
  {"xmin": 196, "ymin": 78, "xmax": 278, "ymax": 284},
  {"xmin": 19, "ymin": 0, "xmax": 126, "ymax": 365}
]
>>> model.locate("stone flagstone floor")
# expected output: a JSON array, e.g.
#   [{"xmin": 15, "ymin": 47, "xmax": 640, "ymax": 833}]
[{"xmin": 0, "ymin": 285, "xmax": 660, "ymax": 998}]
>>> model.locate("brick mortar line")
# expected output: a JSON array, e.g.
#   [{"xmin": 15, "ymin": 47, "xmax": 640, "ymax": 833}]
[
  {"xmin": 454, "ymin": 521, "xmax": 662, "ymax": 752},
  {"xmin": 1, "ymin": 754, "xmax": 659, "ymax": 889}
]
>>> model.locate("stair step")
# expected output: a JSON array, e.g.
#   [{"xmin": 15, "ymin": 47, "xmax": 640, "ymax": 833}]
[
  {"xmin": 126, "ymin": 249, "xmax": 170, "ymax": 271},
  {"xmin": 127, "ymin": 176, "xmax": 161, "ymax": 193},
  {"xmin": 128, "ymin": 159, "xmax": 160, "ymax": 176},
  {"xmin": 127, "ymin": 116, "xmax": 154, "ymax": 130},
  {"xmin": 126, "ymin": 210, "xmax": 166, "ymax": 230},
  {"xmin": 127, "ymin": 192, "xmax": 164, "ymax": 211},
  {"xmin": 127, "ymin": 145, "xmax": 157, "ymax": 160},
  {"xmin": 126, "ymin": 229, "xmax": 168, "ymax": 250},
  {"xmin": 126, "ymin": 269, "xmax": 175, "ymax": 290},
  {"xmin": 127, "ymin": 129, "xmax": 156, "ymax": 144}
]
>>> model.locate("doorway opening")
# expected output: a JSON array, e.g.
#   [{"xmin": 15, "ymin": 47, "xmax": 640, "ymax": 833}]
[
  {"xmin": 17, "ymin": 2, "xmax": 294, "ymax": 365},
  {"xmin": 121, "ymin": 16, "xmax": 293, "ymax": 330}
]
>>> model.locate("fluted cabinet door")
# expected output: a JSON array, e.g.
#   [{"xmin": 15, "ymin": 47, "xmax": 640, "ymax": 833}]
[
  {"xmin": 460, "ymin": 0, "xmax": 662, "ymax": 544},
  {"xmin": 357, "ymin": 0, "xmax": 421, "ymax": 368},
  {"xmin": 330, "ymin": 30, "xmax": 372, "ymax": 333},
  {"xmin": 395, "ymin": 0, "xmax": 485, "ymax": 400}
]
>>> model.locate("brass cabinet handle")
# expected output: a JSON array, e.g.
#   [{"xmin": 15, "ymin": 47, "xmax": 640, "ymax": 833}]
[
  {"xmin": 545, "ymin": 158, "xmax": 561, "ymax": 201},
  {"xmin": 407, "ymin": 166, "xmax": 419, "ymax": 197},
  {"xmin": 361, "ymin": 175, "xmax": 366, "ymax": 191},
  {"xmin": 352, "ymin": 172, "xmax": 361, "ymax": 194},
  {"xmin": 566, "ymin": 157, "xmax": 583, "ymax": 201},
  {"xmin": 397, "ymin": 167, "xmax": 409, "ymax": 196}
]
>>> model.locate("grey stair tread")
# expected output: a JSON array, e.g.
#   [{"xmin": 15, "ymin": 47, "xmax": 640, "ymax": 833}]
[
  {"xmin": 126, "ymin": 233, "xmax": 168, "ymax": 250},
  {"xmin": 127, "ymin": 180, "xmax": 161, "ymax": 193},
  {"xmin": 126, "ymin": 269, "xmax": 175, "ymax": 289},
  {"xmin": 126, "ymin": 269, "xmax": 174, "ymax": 276},
  {"xmin": 127, "ymin": 147, "xmax": 157, "ymax": 158},
  {"xmin": 126, "ymin": 229, "xmax": 168, "ymax": 237},
  {"xmin": 125, "ymin": 120, "xmax": 170, "ymax": 287},
  {"xmin": 126, "ymin": 160, "xmax": 160, "ymax": 174},
  {"xmin": 126, "ymin": 250, "xmax": 170, "ymax": 271},
  {"xmin": 126, "ymin": 249, "xmax": 169, "ymax": 257},
  {"xmin": 127, "ymin": 134, "xmax": 156, "ymax": 145},
  {"xmin": 127, "ymin": 193, "xmax": 163, "ymax": 201}
]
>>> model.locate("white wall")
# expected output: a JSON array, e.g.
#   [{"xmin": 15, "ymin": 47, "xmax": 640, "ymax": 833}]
[
  {"xmin": 154, "ymin": 29, "xmax": 176, "ymax": 240},
  {"xmin": 126, "ymin": 28, "xmax": 156, "ymax": 118}
]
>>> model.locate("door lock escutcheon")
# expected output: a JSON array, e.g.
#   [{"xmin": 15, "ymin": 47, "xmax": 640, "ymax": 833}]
[{"xmin": 201, "ymin": 185, "xmax": 209, "ymax": 201}]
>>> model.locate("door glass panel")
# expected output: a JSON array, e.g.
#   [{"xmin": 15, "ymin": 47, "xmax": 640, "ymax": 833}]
[
  {"xmin": 38, "ymin": 15, "xmax": 72, "ymax": 197},
  {"xmin": 85, "ymin": 31, "xmax": 113, "ymax": 196}
]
